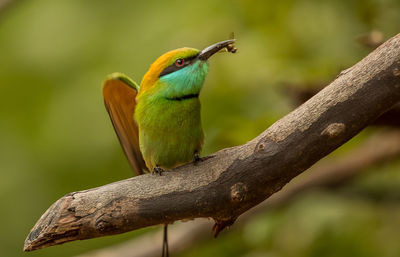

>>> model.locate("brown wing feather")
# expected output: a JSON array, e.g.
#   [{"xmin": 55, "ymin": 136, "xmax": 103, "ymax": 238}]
[{"xmin": 102, "ymin": 73, "xmax": 147, "ymax": 175}]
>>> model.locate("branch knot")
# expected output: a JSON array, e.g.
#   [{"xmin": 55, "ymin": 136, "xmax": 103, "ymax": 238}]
[
  {"xmin": 230, "ymin": 182, "xmax": 248, "ymax": 203},
  {"xmin": 321, "ymin": 123, "xmax": 346, "ymax": 138}
]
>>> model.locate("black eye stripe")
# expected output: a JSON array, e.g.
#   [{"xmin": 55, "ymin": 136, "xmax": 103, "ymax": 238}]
[{"xmin": 159, "ymin": 55, "xmax": 198, "ymax": 77}]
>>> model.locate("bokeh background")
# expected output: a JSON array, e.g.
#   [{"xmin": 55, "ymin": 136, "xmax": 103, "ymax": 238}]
[{"xmin": 1, "ymin": 0, "xmax": 400, "ymax": 257}]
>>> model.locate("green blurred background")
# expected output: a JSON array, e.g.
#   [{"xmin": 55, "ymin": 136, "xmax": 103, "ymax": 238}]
[{"xmin": 1, "ymin": 0, "xmax": 400, "ymax": 256}]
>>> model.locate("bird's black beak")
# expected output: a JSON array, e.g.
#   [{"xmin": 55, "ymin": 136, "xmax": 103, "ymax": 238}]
[{"xmin": 198, "ymin": 39, "xmax": 236, "ymax": 61}]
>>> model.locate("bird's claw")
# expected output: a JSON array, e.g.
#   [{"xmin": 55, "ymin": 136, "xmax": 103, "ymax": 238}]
[
  {"xmin": 193, "ymin": 152, "xmax": 201, "ymax": 164},
  {"xmin": 193, "ymin": 154, "xmax": 215, "ymax": 165},
  {"xmin": 152, "ymin": 166, "xmax": 164, "ymax": 176}
]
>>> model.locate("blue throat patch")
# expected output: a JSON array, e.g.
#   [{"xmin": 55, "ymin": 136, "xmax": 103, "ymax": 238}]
[{"xmin": 158, "ymin": 60, "xmax": 209, "ymax": 100}]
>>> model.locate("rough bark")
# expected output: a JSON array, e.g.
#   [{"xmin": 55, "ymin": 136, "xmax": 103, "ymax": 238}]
[
  {"xmin": 285, "ymin": 83, "xmax": 400, "ymax": 127},
  {"xmin": 24, "ymin": 33, "xmax": 400, "ymax": 251},
  {"xmin": 75, "ymin": 130, "xmax": 400, "ymax": 257}
]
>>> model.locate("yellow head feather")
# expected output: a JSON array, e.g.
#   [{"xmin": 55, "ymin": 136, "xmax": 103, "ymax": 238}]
[{"xmin": 139, "ymin": 47, "xmax": 199, "ymax": 95}]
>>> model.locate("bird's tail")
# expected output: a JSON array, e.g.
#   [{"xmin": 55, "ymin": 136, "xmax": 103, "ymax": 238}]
[{"xmin": 162, "ymin": 224, "xmax": 169, "ymax": 257}]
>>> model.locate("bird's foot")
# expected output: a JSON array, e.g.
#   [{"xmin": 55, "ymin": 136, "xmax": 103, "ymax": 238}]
[
  {"xmin": 193, "ymin": 152, "xmax": 202, "ymax": 164},
  {"xmin": 152, "ymin": 166, "xmax": 164, "ymax": 176},
  {"xmin": 193, "ymin": 153, "xmax": 215, "ymax": 165}
]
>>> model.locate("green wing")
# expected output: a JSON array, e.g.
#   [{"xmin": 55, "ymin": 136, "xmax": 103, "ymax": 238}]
[{"xmin": 102, "ymin": 72, "xmax": 147, "ymax": 175}]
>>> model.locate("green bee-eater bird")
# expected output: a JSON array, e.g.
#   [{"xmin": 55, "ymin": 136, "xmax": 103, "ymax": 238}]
[
  {"xmin": 102, "ymin": 39, "xmax": 236, "ymax": 257},
  {"xmin": 102, "ymin": 39, "xmax": 236, "ymax": 175}
]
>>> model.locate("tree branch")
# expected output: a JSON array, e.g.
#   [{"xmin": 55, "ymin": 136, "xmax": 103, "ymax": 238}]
[
  {"xmin": 24, "ymin": 33, "xmax": 400, "ymax": 251},
  {"xmin": 284, "ymin": 83, "xmax": 400, "ymax": 127},
  {"xmin": 373, "ymin": 104, "xmax": 400, "ymax": 127},
  {"xmin": 75, "ymin": 129, "xmax": 400, "ymax": 257}
]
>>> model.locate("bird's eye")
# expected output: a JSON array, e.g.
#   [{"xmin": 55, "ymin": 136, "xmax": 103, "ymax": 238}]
[{"xmin": 175, "ymin": 58, "xmax": 184, "ymax": 67}]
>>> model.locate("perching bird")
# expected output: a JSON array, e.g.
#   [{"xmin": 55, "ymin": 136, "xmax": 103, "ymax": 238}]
[{"xmin": 102, "ymin": 39, "xmax": 236, "ymax": 257}]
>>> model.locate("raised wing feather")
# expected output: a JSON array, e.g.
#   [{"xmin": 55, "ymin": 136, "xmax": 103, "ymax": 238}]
[{"xmin": 102, "ymin": 72, "xmax": 147, "ymax": 175}]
